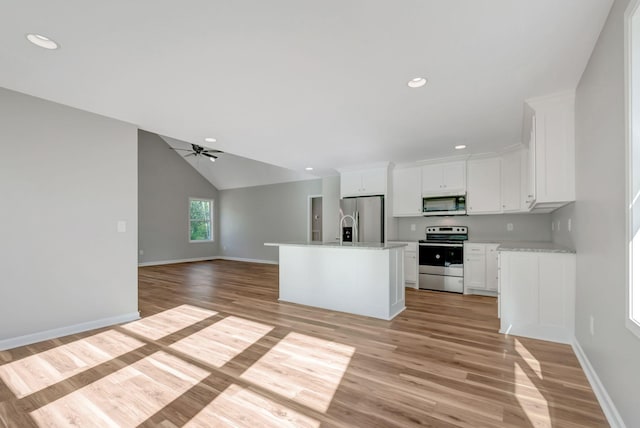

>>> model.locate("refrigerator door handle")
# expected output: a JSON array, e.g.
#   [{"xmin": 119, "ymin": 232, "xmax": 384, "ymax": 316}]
[{"xmin": 353, "ymin": 211, "xmax": 358, "ymax": 242}]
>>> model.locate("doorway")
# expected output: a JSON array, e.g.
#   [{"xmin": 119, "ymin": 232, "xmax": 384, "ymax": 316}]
[{"xmin": 308, "ymin": 195, "xmax": 323, "ymax": 242}]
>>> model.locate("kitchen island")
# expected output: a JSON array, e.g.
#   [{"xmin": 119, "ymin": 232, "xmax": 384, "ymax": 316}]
[{"xmin": 264, "ymin": 241, "xmax": 407, "ymax": 320}]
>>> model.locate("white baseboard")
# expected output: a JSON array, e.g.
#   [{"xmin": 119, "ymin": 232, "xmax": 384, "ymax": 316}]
[
  {"xmin": 138, "ymin": 256, "xmax": 217, "ymax": 267},
  {"xmin": 218, "ymin": 256, "xmax": 278, "ymax": 265},
  {"xmin": 138, "ymin": 256, "xmax": 278, "ymax": 267},
  {"xmin": 572, "ymin": 338, "xmax": 626, "ymax": 428},
  {"xmin": 0, "ymin": 312, "xmax": 141, "ymax": 351}
]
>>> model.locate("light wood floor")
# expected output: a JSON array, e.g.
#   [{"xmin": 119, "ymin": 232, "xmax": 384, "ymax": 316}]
[{"xmin": 0, "ymin": 260, "xmax": 607, "ymax": 427}]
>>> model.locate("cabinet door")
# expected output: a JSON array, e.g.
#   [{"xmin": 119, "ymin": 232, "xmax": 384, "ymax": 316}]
[
  {"xmin": 467, "ymin": 158, "xmax": 501, "ymax": 214},
  {"xmin": 421, "ymin": 164, "xmax": 442, "ymax": 195},
  {"xmin": 404, "ymin": 251, "xmax": 417, "ymax": 283},
  {"xmin": 499, "ymin": 252, "xmax": 538, "ymax": 328},
  {"xmin": 340, "ymin": 171, "xmax": 363, "ymax": 197},
  {"xmin": 485, "ymin": 245, "xmax": 499, "ymax": 291},
  {"xmin": 464, "ymin": 255, "xmax": 486, "ymax": 289},
  {"xmin": 442, "ymin": 162, "xmax": 466, "ymax": 194},
  {"xmin": 526, "ymin": 116, "xmax": 537, "ymax": 208},
  {"xmin": 392, "ymin": 167, "xmax": 422, "ymax": 216},
  {"xmin": 501, "ymin": 150, "xmax": 522, "ymax": 212},
  {"xmin": 360, "ymin": 168, "xmax": 387, "ymax": 195},
  {"xmin": 535, "ymin": 102, "xmax": 575, "ymax": 203}
]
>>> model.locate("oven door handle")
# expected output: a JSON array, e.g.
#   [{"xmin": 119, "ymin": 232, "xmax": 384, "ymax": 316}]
[{"xmin": 419, "ymin": 243, "xmax": 463, "ymax": 247}]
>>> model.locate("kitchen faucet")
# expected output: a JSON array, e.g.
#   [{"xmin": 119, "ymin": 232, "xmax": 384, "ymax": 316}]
[{"xmin": 339, "ymin": 214, "xmax": 358, "ymax": 245}]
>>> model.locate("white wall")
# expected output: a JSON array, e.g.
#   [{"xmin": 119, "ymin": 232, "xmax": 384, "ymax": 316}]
[
  {"xmin": 0, "ymin": 88, "xmax": 139, "ymax": 347},
  {"xmin": 138, "ymin": 130, "xmax": 219, "ymax": 264},
  {"xmin": 219, "ymin": 179, "xmax": 322, "ymax": 263},
  {"xmin": 552, "ymin": 0, "xmax": 640, "ymax": 425}
]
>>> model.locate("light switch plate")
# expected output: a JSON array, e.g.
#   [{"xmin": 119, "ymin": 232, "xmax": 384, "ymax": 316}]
[
  {"xmin": 117, "ymin": 220, "xmax": 127, "ymax": 233},
  {"xmin": 410, "ymin": 224, "xmax": 416, "ymax": 231},
  {"xmin": 507, "ymin": 223, "xmax": 513, "ymax": 231},
  {"xmin": 568, "ymin": 218, "xmax": 572, "ymax": 232}
]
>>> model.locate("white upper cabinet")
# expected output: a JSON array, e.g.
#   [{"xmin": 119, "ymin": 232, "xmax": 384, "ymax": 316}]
[
  {"xmin": 523, "ymin": 92, "xmax": 576, "ymax": 212},
  {"xmin": 421, "ymin": 161, "xmax": 466, "ymax": 196},
  {"xmin": 340, "ymin": 167, "xmax": 387, "ymax": 197},
  {"xmin": 466, "ymin": 158, "xmax": 502, "ymax": 215},
  {"xmin": 392, "ymin": 166, "xmax": 422, "ymax": 217},
  {"xmin": 501, "ymin": 149, "xmax": 524, "ymax": 212}
]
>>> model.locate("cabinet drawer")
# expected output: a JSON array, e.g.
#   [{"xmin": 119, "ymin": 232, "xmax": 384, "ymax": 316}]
[{"xmin": 465, "ymin": 243, "xmax": 486, "ymax": 254}]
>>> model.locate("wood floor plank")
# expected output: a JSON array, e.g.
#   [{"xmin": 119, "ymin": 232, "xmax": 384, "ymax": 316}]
[{"xmin": 0, "ymin": 260, "xmax": 608, "ymax": 427}]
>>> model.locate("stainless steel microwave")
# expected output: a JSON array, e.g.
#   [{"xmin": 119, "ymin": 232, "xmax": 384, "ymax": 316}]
[{"xmin": 422, "ymin": 195, "xmax": 466, "ymax": 216}]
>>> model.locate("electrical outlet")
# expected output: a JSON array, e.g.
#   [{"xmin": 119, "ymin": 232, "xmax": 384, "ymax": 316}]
[
  {"xmin": 556, "ymin": 221, "xmax": 561, "ymax": 232},
  {"xmin": 410, "ymin": 224, "xmax": 416, "ymax": 231},
  {"xmin": 223, "ymin": 246, "xmax": 227, "ymax": 251},
  {"xmin": 568, "ymin": 218, "xmax": 572, "ymax": 232},
  {"xmin": 117, "ymin": 220, "xmax": 127, "ymax": 233},
  {"xmin": 552, "ymin": 222, "xmax": 555, "ymax": 232},
  {"xmin": 590, "ymin": 315, "xmax": 595, "ymax": 336},
  {"xmin": 507, "ymin": 223, "xmax": 514, "ymax": 232},
  {"xmin": 139, "ymin": 249, "xmax": 144, "ymax": 256}
]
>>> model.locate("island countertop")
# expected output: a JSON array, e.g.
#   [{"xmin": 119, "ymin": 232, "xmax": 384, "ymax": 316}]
[{"xmin": 264, "ymin": 241, "xmax": 407, "ymax": 250}]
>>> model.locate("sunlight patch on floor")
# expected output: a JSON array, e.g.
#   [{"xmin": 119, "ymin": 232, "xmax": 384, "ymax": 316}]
[
  {"xmin": 0, "ymin": 330, "xmax": 144, "ymax": 398},
  {"xmin": 30, "ymin": 351, "xmax": 210, "ymax": 427},
  {"xmin": 170, "ymin": 316, "xmax": 273, "ymax": 367},
  {"xmin": 240, "ymin": 332, "xmax": 355, "ymax": 413},
  {"xmin": 514, "ymin": 339, "xmax": 542, "ymax": 379},
  {"xmin": 514, "ymin": 362, "xmax": 552, "ymax": 427},
  {"xmin": 121, "ymin": 304, "xmax": 217, "ymax": 340},
  {"xmin": 184, "ymin": 384, "xmax": 319, "ymax": 428}
]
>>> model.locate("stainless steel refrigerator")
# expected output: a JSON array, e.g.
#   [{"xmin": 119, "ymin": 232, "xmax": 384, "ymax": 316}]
[{"xmin": 339, "ymin": 196, "xmax": 384, "ymax": 243}]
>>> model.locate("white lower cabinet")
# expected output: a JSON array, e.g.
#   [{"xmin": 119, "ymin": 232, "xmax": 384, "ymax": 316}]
[
  {"xmin": 404, "ymin": 242, "xmax": 418, "ymax": 287},
  {"xmin": 392, "ymin": 241, "xmax": 418, "ymax": 288},
  {"xmin": 498, "ymin": 251, "xmax": 575, "ymax": 344},
  {"xmin": 464, "ymin": 243, "xmax": 499, "ymax": 294}
]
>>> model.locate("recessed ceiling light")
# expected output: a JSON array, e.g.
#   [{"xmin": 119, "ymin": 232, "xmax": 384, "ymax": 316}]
[
  {"xmin": 305, "ymin": 167, "xmax": 313, "ymax": 171},
  {"xmin": 407, "ymin": 77, "xmax": 427, "ymax": 88},
  {"xmin": 455, "ymin": 145, "xmax": 467, "ymax": 150},
  {"xmin": 26, "ymin": 33, "xmax": 58, "ymax": 50},
  {"xmin": 204, "ymin": 137, "xmax": 216, "ymax": 143}
]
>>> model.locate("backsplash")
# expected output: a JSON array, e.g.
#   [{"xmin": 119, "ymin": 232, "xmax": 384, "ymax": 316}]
[{"xmin": 392, "ymin": 213, "xmax": 552, "ymax": 242}]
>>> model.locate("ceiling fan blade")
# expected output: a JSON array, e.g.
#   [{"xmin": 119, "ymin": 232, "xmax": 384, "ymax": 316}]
[
  {"xmin": 171, "ymin": 148, "xmax": 192, "ymax": 151},
  {"xmin": 203, "ymin": 153, "xmax": 218, "ymax": 159},
  {"xmin": 203, "ymin": 149, "xmax": 223, "ymax": 154},
  {"xmin": 184, "ymin": 153, "xmax": 196, "ymax": 157}
]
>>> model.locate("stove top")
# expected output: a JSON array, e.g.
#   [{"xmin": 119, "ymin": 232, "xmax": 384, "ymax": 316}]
[{"xmin": 423, "ymin": 226, "xmax": 468, "ymax": 243}]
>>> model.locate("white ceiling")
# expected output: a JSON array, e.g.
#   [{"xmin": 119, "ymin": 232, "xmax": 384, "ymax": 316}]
[
  {"xmin": 1, "ymin": 1, "xmax": 613, "ymax": 175},
  {"xmin": 160, "ymin": 135, "xmax": 316, "ymax": 190}
]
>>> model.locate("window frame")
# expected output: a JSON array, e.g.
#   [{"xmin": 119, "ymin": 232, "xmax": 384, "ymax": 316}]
[
  {"xmin": 625, "ymin": 0, "xmax": 640, "ymax": 339},
  {"xmin": 188, "ymin": 197, "xmax": 215, "ymax": 243}
]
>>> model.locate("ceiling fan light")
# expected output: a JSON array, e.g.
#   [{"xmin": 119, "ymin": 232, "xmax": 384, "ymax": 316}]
[{"xmin": 209, "ymin": 157, "xmax": 216, "ymax": 162}]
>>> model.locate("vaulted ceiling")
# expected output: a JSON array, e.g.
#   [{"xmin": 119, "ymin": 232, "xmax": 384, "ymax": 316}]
[{"xmin": 1, "ymin": 1, "xmax": 613, "ymax": 176}]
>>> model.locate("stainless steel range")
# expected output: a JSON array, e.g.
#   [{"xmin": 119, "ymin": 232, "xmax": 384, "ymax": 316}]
[{"xmin": 418, "ymin": 226, "xmax": 468, "ymax": 293}]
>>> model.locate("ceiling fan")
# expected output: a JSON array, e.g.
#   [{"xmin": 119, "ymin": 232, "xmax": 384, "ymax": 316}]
[{"xmin": 172, "ymin": 144, "xmax": 223, "ymax": 162}]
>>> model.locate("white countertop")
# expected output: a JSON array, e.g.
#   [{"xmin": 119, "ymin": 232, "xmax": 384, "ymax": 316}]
[
  {"xmin": 497, "ymin": 241, "xmax": 575, "ymax": 253},
  {"xmin": 264, "ymin": 241, "xmax": 407, "ymax": 250}
]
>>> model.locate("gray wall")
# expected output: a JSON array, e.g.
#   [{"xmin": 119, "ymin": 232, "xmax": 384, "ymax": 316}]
[
  {"xmin": 553, "ymin": 0, "xmax": 640, "ymax": 424},
  {"xmin": 138, "ymin": 130, "xmax": 219, "ymax": 264},
  {"xmin": 322, "ymin": 176, "xmax": 341, "ymax": 242},
  {"xmin": 219, "ymin": 179, "xmax": 322, "ymax": 262},
  {"xmin": 396, "ymin": 213, "xmax": 552, "ymax": 242},
  {"xmin": 0, "ymin": 87, "xmax": 138, "ymax": 342},
  {"xmin": 550, "ymin": 202, "xmax": 575, "ymax": 249}
]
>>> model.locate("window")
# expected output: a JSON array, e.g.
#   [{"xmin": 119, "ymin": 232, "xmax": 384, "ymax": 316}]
[
  {"xmin": 627, "ymin": 0, "xmax": 640, "ymax": 338},
  {"xmin": 189, "ymin": 198, "xmax": 214, "ymax": 242}
]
